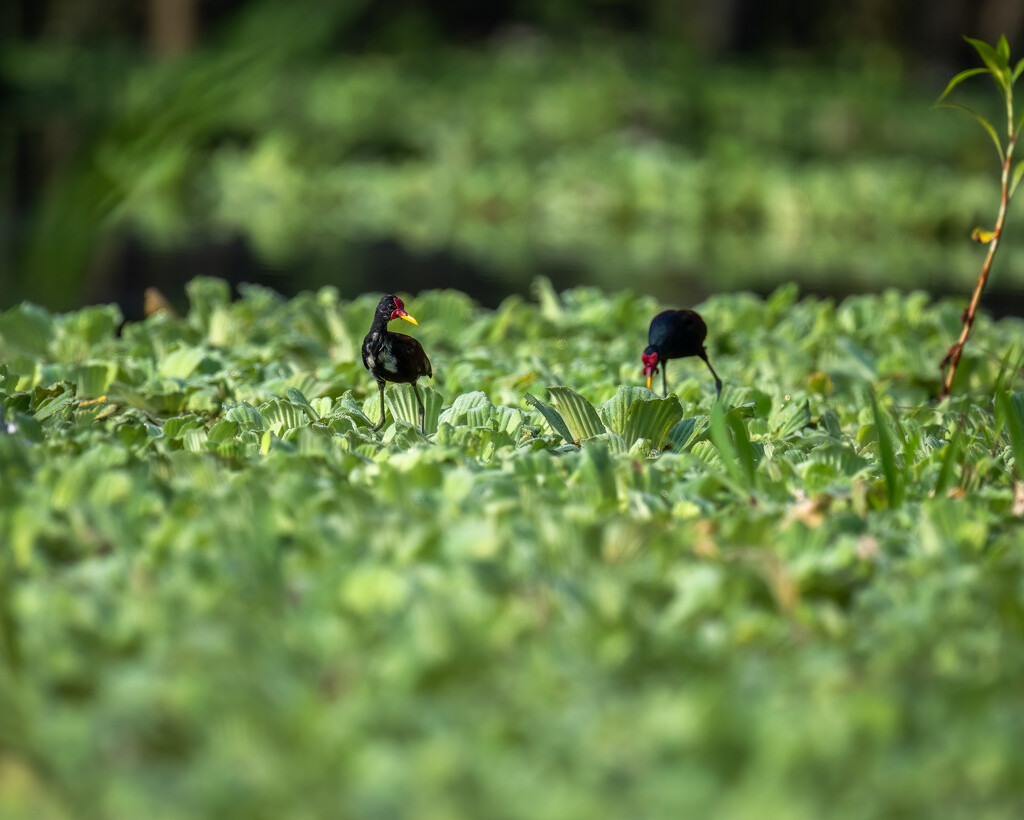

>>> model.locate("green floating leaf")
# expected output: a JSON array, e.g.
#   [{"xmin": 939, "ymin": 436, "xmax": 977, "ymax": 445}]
[
  {"xmin": 207, "ymin": 419, "xmax": 239, "ymax": 444},
  {"xmin": 547, "ymin": 386, "xmax": 605, "ymax": 442},
  {"xmin": 0, "ymin": 303, "xmax": 56, "ymax": 358},
  {"xmin": 33, "ymin": 386, "xmax": 75, "ymax": 422},
  {"xmin": 285, "ymin": 386, "xmax": 319, "ymax": 422},
  {"xmin": 69, "ymin": 361, "xmax": 117, "ymax": 399},
  {"xmin": 438, "ymin": 392, "xmax": 492, "ymax": 426},
  {"xmin": 158, "ymin": 345, "xmax": 206, "ymax": 380},
  {"xmin": 384, "ymin": 383, "xmax": 443, "ymax": 434},
  {"xmin": 262, "ymin": 399, "xmax": 312, "ymax": 435},
  {"xmin": 225, "ymin": 401, "xmax": 268, "ymax": 432},
  {"xmin": 598, "ymin": 385, "xmax": 657, "ymax": 436},
  {"xmin": 771, "ymin": 399, "xmax": 812, "ymax": 439},
  {"xmin": 524, "ymin": 392, "xmax": 575, "ymax": 445},
  {"xmin": 620, "ymin": 396, "xmax": 683, "ymax": 449},
  {"xmin": 665, "ymin": 415, "xmax": 709, "ymax": 451}
]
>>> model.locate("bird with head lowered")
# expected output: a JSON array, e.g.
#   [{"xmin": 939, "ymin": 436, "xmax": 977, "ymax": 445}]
[
  {"xmin": 641, "ymin": 308, "xmax": 722, "ymax": 398},
  {"xmin": 362, "ymin": 295, "xmax": 433, "ymax": 434}
]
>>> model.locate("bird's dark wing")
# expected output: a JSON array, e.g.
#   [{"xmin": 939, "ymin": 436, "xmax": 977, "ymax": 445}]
[{"xmin": 391, "ymin": 332, "xmax": 432, "ymax": 379}]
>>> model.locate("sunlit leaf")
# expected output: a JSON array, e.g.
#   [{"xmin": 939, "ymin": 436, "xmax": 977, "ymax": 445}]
[
  {"xmin": 935, "ymin": 66, "xmax": 987, "ymax": 104},
  {"xmin": 384, "ymin": 383, "xmax": 443, "ymax": 434},
  {"xmin": 547, "ymin": 386, "xmax": 605, "ymax": 442},
  {"xmin": 524, "ymin": 392, "xmax": 575, "ymax": 445}
]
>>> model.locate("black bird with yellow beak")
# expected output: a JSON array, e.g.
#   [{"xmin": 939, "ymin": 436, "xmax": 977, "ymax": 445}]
[
  {"xmin": 362, "ymin": 295, "xmax": 433, "ymax": 433},
  {"xmin": 641, "ymin": 308, "xmax": 722, "ymax": 398}
]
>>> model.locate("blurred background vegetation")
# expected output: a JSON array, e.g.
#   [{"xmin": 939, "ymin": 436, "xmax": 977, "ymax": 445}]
[{"xmin": 3, "ymin": 0, "xmax": 1024, "ymax": 318}]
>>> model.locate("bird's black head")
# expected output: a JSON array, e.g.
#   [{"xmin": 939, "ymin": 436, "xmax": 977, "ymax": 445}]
[{"xmin": 375, "ymin": 294, "xmax": 419, "ymax": 326}]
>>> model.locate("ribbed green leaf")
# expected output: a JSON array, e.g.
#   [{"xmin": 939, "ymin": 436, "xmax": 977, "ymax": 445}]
[
  {"xmin": 261, "ymin": 399, "xmax": 311, "ymax": 435},
  {"xmin": 598, "ymin": 385, "xmax": 658, "ymax": 437},
  {"xmin": 547, "ymin": 386, "xmax": 605, "ymax": 442},
  {"xmin": 620, "ymin": 396, "xmax": 683, "ymax": 449},
  {"xmin": 69, "ymin": 361, "xmax": 117, "ymax": 399},
  {"xmin": 524, "ymin": 393, "xmax": 575, "ymax": 445},
  {"xmin": 384, "ymin": 383, "xmax": 443, "ymax": 434},
  {"xmin": 666, "ymin": 415, "xmax": 709, "ymax": 451},
  {"xmin": 158, "ymin": 345, "xmax": 206, "ymax": 380},
  {"xmin": 439, "ymin": 392, "xmax": 492, "ymax": 426},
  {"xmin": 0, "ymin": 303, "xmax": 55, "ymax": 357},
  {"xmin": 33, "ymin": 386, "xmax": 75, "ymax": 421},
  {"xmin": 225, "ymin": 402, "xmax": 268, "ymax": 431},
  {"xmin": 285, "ymin": 387, "xmax": 319, "ymax": 421},
  {"xmin": 208, "ymin": 419, "xmax": 239, "ymax": 443},
  {"xmin": 771, "ymin": 399, "xmax": 812, "ymax": 439},
  {"xmin": 583, "ymin": 431, "xmax": 628, "ymax": 454}
]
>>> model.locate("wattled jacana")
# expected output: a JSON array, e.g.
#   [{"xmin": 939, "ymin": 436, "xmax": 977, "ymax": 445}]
[
  {"xmin": 641, "ymin": 309, "xmax": 722, "ymax": 398},
  {"xmin": 362, "ymin": 295, "xmax": 433, "ymax": 433}
]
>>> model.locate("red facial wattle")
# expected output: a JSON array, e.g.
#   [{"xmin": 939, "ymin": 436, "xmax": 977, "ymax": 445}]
[
  {"xmin": 641, "ymin": 351, "xmax": 659, "ymax": 389},
  {"xmin": 389, "ymin": 296, "xmax": 419, "ymax": 326}
]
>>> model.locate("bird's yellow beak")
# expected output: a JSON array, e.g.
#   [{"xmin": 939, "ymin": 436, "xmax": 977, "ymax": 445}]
[
  {"xmin": 646, "ymin": 373, "xmax": 653, "ymax": 389},
  {"xmin": 397, "ymin": 311, "xmax": 419, "ymax": 326}
]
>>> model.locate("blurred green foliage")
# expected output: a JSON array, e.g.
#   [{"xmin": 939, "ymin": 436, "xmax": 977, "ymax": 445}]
[
  {"xmin": 2, "ymin": 280, "xmax": 1024, "ymax": 817},
  {"xmin": 3, "ymin": 14, "xmax": 1021, "ymax": 309}
]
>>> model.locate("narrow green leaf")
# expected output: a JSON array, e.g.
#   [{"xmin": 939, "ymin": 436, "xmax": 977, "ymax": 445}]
[
  {"xmin": 1012, "ymin": 160, "xmax": 1024, "ymax": 198},
  {"xmin": 1014, "ymin": 56, "xmax": 1024, "ymax": 85},
  {"xmin": 996, "ymin": 34, "xmax": 1011, "ymax": 66},
  {"xmin": 869, "ymin": 390, "xmax": 904, "ymax": 508},
  {"xmin": 34, "ymin": 387, "xmax": 75, "ymax": 422},
  {"xmin": 996, "ymin": 388, "xmax": 1024, "ymax": 477},
  {"xmin": 524, "ymin": 393, "xmax": 575, "ymax": 445},
  {"xmin": 937, "ymin": 101, "xmax": 1005, "ymax": 161},
  {"xmin": 709, "ymin": 402, "xmax": 749, "ymax": 492},
  {"xmin": 965, "ymin": 36, "xmax": 1010, "ymax": 93},
  {"xmin": 547, "ymin": 386, "xmax": 605, "ymax": 442},
  {"xmin": 936, "ymin": 66, "xmax": 988, "ymax": 104},
  {"xmin": 934, "ymin": 421, "xmax": 965, "ymax": 495}
]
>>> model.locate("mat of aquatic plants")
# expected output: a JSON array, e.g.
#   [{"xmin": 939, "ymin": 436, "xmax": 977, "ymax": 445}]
[{"xmin": 2, "ymin": 278, "xmax": 1024, "ymax": 819}]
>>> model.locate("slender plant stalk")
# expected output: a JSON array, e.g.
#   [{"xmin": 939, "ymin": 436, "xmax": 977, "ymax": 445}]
[
  {"xmin": 937, "ymin": 35, "xmax": 1024, "ymax": 399},
  {"xmin": 940, "ymin": 125, "xmax": 1016, "ymax": 399}
]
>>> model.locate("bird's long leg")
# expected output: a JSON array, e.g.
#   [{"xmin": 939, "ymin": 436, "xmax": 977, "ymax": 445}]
[
  {"xmin": 372, "ymin": 381, "xmax": 387, "ymax": 431},
  {"xmin": 413, "ymin": 382, "xmax": 425, "ymax": 435},
  {"xmin": 700, "ymin": 353, "xmax": 723, "ymax": 399},
  {"xmin": 662, "ymin": 363, "xmax": 668, "ymax": 398}
]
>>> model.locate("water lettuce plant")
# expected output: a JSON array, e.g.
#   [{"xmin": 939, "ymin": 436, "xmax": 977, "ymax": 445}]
[{"xmin": 2, "ymin": 278, "xmax": 1024, "ymax": 818}]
